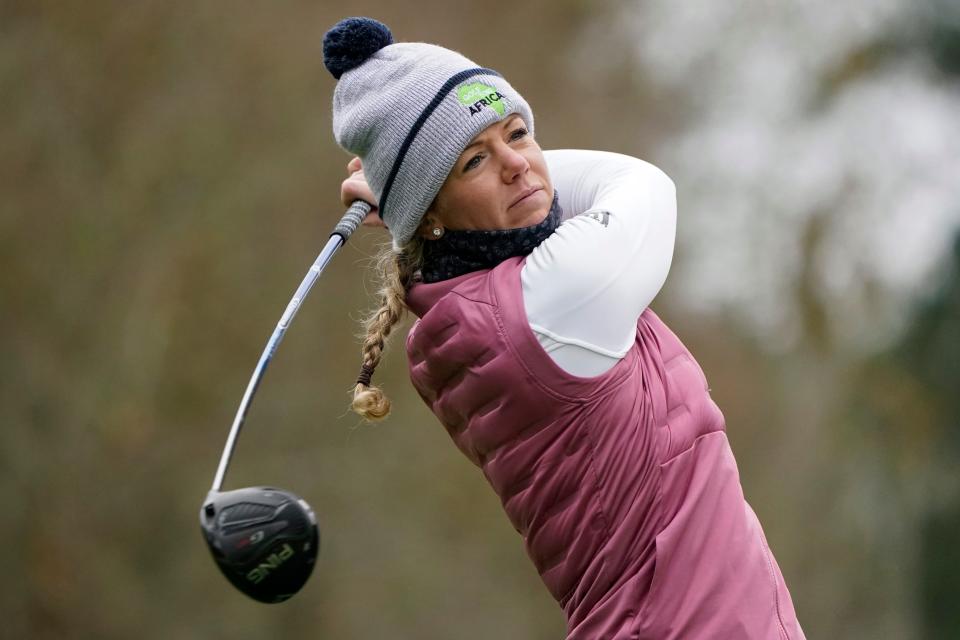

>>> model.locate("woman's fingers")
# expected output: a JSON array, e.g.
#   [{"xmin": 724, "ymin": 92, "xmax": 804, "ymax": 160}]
[
  {"xmin": 340, "ymin": 158, "xmax": 374, "ymax": 208},
  {"xmin": 340, "ymin": 156, "xmax": 384, "ymax": 227},
  {"xmin": 362, "ymin": 210, "xmax": 386, "ymax": 228},
  {"xmin": 340, "ymin": 174, "xmax": 377, "ymax": 209}
]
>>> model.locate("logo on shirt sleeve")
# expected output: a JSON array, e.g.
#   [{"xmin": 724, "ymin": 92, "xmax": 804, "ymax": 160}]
[{"xmin": 579, "ymin": 210, "xmax": 610, "ymax": 227}]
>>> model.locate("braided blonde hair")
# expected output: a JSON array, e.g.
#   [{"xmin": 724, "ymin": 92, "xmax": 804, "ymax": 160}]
[{"xmin": 351, "ymin": 237, "xmax": 425, "ymax": 421}]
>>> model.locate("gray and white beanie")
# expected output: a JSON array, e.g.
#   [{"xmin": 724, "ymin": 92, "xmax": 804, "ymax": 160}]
[{"xmin": 323, "ymin": 17, "xmax": 535, "ymax": 248}]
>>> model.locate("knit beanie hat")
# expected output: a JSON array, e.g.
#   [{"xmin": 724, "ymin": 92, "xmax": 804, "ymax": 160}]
[{"xmin": 323, "ymin": 17, "xmax": 535, "ymax": 248}]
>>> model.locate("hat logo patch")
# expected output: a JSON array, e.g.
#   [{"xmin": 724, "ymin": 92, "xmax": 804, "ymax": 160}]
[{"xmin": 457, "ymin": 82, "xmax": 507, "ymax": 116}]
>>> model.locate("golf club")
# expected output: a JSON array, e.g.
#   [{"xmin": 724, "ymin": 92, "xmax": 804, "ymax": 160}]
[{"xmin": 200, "ymin": 200, "xmax": 371, "ymax": 604}]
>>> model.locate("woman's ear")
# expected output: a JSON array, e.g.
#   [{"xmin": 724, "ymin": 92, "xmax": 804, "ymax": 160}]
[{"xmin": 417, "ymin": 211, "xmax": 444, "ymax": 240}]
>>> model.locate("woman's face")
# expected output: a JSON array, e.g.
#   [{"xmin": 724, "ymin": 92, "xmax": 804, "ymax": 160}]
[{"xmin": 417, "ymin": 114, "xmax": 553, "ymax": 237}]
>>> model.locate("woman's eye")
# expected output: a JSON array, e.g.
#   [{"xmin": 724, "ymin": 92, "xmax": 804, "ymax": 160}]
[
  {"xmin": 464, "ymin": 154, "xmax": 483, "ymax": 171},
  {"xmin": 510, "ymin": 127, "xmax": 528, "ymax": 141}
]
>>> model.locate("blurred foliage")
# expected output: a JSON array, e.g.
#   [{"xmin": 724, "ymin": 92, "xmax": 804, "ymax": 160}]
[
  {"xmin": 835, "ymin": 232, "xmax": 960, "ymax": 639},
  {"xmin": 1, "ymin": 1, "xmax": 958, "ymax": 639},
  {"xmin": 897, "ymin": 236, "xmax": 960, "ymax": 638},
  {"xmin": 924, "ymin": 0, "xmax": 960, "ymax": 75}
]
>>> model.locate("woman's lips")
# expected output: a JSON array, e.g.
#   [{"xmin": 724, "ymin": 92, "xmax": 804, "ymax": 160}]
[{"xmin": 509, "ymin": 186, "xmax": 543, "ymax": 208}]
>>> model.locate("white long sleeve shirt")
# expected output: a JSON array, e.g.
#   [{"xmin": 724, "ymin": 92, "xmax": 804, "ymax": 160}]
[{"xmin": 522, "ymin": 150, "xmax": 677, "ymax": 377}]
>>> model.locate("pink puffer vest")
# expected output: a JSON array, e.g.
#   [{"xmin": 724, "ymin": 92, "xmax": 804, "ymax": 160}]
[{"xmin": 405, "ymin": 256, "xmax": 805, "ymax": 640}]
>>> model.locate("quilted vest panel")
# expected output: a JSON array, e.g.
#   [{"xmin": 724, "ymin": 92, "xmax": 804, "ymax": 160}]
[{"xmin": 405, "ymin": 256, "xmax": 804, "ymax": 640}]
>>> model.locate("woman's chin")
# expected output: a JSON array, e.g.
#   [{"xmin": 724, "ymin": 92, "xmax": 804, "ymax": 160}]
[{"xmin": 510, "ymin": 192, "xmax": 551, "ymax": 227}]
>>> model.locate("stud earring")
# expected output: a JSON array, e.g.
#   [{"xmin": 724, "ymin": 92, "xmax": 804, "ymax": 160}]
[{"xmin": 432, "ymin": 227, "xmax": 444, "ymax": 238}]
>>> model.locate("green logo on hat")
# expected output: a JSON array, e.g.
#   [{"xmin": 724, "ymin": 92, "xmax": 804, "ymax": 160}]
[{"xmin": 457, "ymin": 82, "xmax": 507, "ymax": 116}]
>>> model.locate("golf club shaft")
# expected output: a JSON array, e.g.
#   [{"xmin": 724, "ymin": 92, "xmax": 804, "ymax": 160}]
[{"xmin": 211, "ymin": 200, "xmax": 372, "ymax": 492}]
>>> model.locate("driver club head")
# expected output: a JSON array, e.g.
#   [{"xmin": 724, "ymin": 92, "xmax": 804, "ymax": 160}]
[{"xmin": 200, "ymin": 487, "xmax": 320, "ymax": 603}]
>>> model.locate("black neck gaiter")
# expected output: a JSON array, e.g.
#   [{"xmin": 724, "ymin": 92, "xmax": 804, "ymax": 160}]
[{"xmin": 420, "ymin": 191, "xmax": 562, "ymax": 283}]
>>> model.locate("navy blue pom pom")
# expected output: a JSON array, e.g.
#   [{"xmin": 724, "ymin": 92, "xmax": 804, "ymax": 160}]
[{"xmin": 323, "ymin": 17, "xmax": 393, "ymax": 80}]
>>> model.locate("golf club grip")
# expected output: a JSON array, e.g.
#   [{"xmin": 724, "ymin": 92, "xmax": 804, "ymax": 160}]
[{"xmin": 332, "ymin": 200, "xmax": 371, "ymax": 241}]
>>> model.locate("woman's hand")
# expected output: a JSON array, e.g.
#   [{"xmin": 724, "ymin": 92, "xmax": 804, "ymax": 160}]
[{"xmin": 340, "ymin": 157, "xmax": 385, "ymax": 228}]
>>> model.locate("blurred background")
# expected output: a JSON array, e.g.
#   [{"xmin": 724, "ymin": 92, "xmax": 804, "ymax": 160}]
[{"xmin": 3, "ymin": 0, "xmax": 959, "ymax": 637}]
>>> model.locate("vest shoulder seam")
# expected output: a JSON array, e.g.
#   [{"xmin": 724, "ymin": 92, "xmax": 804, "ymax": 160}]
[{"xmin": 449, "ymin": 289, "xmax": 495, "ymax": 307}]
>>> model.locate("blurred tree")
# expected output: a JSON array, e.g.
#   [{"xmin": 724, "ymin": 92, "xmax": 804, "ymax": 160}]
[
  {"xmin": 913, "ymin": 7, "xmax": 960, "ymax": 632},
  {"xmin": 925, "ymin": 0, "xmax": 960, "ymax": 75},
  {"xmin": 896, "ymin": 233, "xmax": 960, "ymax": 639}
]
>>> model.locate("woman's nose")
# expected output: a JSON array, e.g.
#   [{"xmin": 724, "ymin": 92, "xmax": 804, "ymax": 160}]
[{"xmin": 500, "ymin": 146, "xmax": 529, "ymax": 182}]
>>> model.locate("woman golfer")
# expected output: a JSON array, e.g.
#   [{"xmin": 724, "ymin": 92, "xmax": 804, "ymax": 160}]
[{"xmin": 325, "ymin": 17, "xmax": 805, "ymax": 640}]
